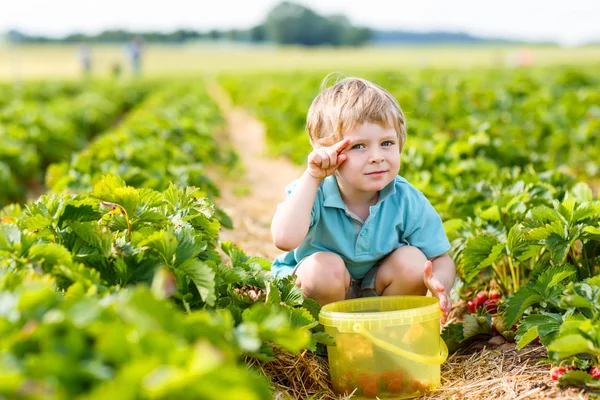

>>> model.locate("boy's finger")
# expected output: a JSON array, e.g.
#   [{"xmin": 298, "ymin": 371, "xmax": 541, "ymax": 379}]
[
  {"xmin": 423, "ymin": 260, "xmax": 433, "ymax": 279},
  {"xmin": 334, "ymin": 138, "xmax": 350, "ymax": 153},
  {"xmin": 310, "ymin": 153, "xmax": 322, "ymax": 166},
  {"xmin": 320, "ymin": 152, "xmax": 331, "ymax": 169},
  {"xmin": 336, "ymin": 154, "xmax": 347, "ymax": 165}
]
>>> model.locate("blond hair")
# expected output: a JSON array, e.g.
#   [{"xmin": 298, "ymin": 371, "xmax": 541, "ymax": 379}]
[{"xmin": 306, "ymin": 74, "xmax": 406, "ymax": 151}]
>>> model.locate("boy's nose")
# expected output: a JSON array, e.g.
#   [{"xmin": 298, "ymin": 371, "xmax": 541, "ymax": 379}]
[{"xmin": 369, "ymin": 155, "xmax": 384, "ymax": 164}]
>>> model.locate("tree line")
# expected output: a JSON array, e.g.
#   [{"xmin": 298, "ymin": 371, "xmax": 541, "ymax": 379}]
[{"xmin": 5, "ymin": 1, "xmax": 525, "ymax": 47}]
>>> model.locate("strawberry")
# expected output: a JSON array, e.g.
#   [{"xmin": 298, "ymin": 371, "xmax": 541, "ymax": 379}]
[
  {"xmin": 551, "ymin": 367, "xmax": 566, "ymax": 381},
  {"xmin": 483, "ymin": 299, "xmax": 498, "ymax": 314},
  {"xmin": 387, "ymin": 377, "xmax": 404, "ymax": 393},
  {"xmin": 467, "ymin": 300, "xmax": 477, "ymax": 313},
  {"xmin": 356, "ymin": 373, "xmax": 374, "ymax": 389},
  {"xmin": 340, "ymin": 371, "xmax": 354, "ymax": 384},
  {"xmin": 489, "ymin": 290, "xmax": 501, "ymax": 300},
  {"xmin": 476, "ymin": 291, "xmax": 489, "ymax": 305},
  {"xmin": 590, "ymin": 366, "xmax": 600, "ymax": 379},
  {"xmin": 363, "ymin": 381, "xmax": 379, "ymax": 398}
]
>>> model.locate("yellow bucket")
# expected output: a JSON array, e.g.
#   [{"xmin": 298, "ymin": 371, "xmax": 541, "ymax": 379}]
[{"xmin": 319, "ymin": 296, "xmax": 448, "ymax": 399}]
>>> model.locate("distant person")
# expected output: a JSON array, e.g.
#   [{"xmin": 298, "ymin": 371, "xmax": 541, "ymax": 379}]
[
  {"xmin": 77, "ymin": 44, "xmax": 92, "ymax": 76},
  {"xmin": 111, "ymin": 62, "xmax": 122, "ymax": 79},
  {"xmin": 126, "ymin": 36, "xmax": 145, "ymax": 76}
]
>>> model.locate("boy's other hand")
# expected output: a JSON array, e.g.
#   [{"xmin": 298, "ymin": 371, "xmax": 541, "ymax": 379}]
[
  {"xmin": 307, "ymin": 138, "xmax": 350, "ymax": 180},
  {"xmin": 423, "ymin": 260, "xmax": 451, "ymax": 325}
]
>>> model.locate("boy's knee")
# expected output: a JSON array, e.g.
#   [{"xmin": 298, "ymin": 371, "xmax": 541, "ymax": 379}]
[
  {"xmin": 376, "ymin": 246, "xmax": 428, "ymax": 294},
  {"xmin": 296, "ymin": 252, "xmax": 349, "ymax": 297}
]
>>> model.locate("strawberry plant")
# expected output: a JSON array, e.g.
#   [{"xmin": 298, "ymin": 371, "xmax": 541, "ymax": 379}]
[{"xmin": 0, "ymin": 270, "xmax": 276, "ymax": 399}]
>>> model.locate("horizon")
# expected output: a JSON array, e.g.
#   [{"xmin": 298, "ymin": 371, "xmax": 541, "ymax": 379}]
[{"xmin": 2, "ymin": 0, "xmax": 600, "ymax": 46}]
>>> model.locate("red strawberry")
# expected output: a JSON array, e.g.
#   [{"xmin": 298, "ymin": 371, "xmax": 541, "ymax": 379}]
[
  {"xmin": 483, "ymin": 299, "xmax": 498, "ymax": 314},
  {"xmin": 467, "ymin": 300, "xmax": 476, "ymax": 313},
  {"xmin": 489, "ymin": 290, "xmax": 501, "ymax": 300},
  {"xmin": 476, "ymin": 291, "xmax": 489, "ymax": 305},
  {"xmin": 363, "ymin": 381, "xmax": 379, "ymax": 398},
  {"xmin": 387, "ymin": 378, "xmax": 404, "ymax": 393},
  {"xmin": 590, "ymin": 366, "xmax": 600, "ymax": 379},
  {"xmin": 551, "ymin": 367, "xmax": 566, "ymax": 381}
]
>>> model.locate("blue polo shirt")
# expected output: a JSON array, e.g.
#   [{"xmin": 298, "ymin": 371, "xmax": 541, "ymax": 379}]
[{"xmin": 271, "ymin": 175, "xmax": 451, "ymax": 279}]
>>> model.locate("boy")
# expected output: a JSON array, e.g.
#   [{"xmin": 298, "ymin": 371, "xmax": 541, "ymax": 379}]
[{"xmin": 270, "ymin": 76, "xmax": 455, "ymax": 324}]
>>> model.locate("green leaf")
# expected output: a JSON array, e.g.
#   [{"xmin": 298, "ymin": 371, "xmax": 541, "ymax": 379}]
[
  {"xmin": 247, "ymin": 257, "xmax": 272, "ymax": 271},
  {"xmin": 265, "ymin": 281, "xmax": 281, "ymax": 306},
  {"xmin": 573, "ymin": 202, "xmax": 600, "ymax": 223},
  {"xmin": 178, "ymin": 259, "xmax": 216, "ymax": 306},
  {"xmin": 506, "ymin": 224, "xmax": 524, "ymax": 255},
  {"xmin": 548, "ymin": 334, "xmax": 598, "ymax": 359},
  {"xmin": 280, "ymin": 279, "xmax": 304, "ymax": 306},
  {"xmin": 174, "ymin": 228, "xmax": 206, "ymax": 265},
  {"xmin": 557, "ymin": 370, "xmax": 596, "ymax": 388},
  {"xmin": 529, "ymin": 205, "xmax": 561, "ymax": 223},
  {"xmin": 0, "ymin": 224, "xmax": 20, "ymax": 250},
  {"xmin": 213, "ymin": 263, "xmax": 244, "ymax": 286},
  {"xmin": 462, "ymin": 314, "xmax": 491, "ymax": 338},
  {"xmin": 58, "ymin": 201, "xmax": 102, "ymax": 227},
  {"xmin": 583, "ymin": 225, "xmax": 600, "ymax": 240},
  {"xmin": 526, "ymin": 220, "xmax": 564, "ymax": 242},
  {"xmin": 559, "ymin": 197, "xmax": 576, "ymax": 222},
  {"xmin": 462, "ymin": 235, "xmax": 505, "ymax": 283},
  {"xmin": 91, "ymin": 175, "xmax": 127, "ymax": 199},
  {"xmin": 505, "ymin": 286, "xmax": 544, "ymax": 327},
  {"xmin": 516, "ymin": 325, "xmax": 539, "ymax": 350},
  {"xmin": 288, "ymin": 307, "xmax": 317, "ymax": 329},
  {"xmin": 479, "ymin": 205, "xmax": 500, "ymax": 222},
  {"xmin": 139, "ymin": 229, "xmax": 178, "ymax": 265},
  {"xmin": 301, "ymin": 298, "xmax": 321, "ymax": 320},
  {"xmin": 544, "ymin": 233, "xmax": 571, "ymax": 262},
  {"xmin": 28, "ymin": 242, "xmax": 73, "ymax": 272},
  {"xmin": 516, "ymin": 313, "xmax": 563, "ymax": 347},
  {"xmin": 533, "ymin": 264, "xmax": 576, "ymax": 295},
  {"xmin": 68, "ymin": 221, "xmax": 113, "ymax": 258},
  {"xmin": 441, "ymin": 323, "xmax": 465, "ymax": 353},
  {"xmin": 21, "ymin": 214, "xmax": 52, "ymax": 232},
  {"xmin": 567, "ymin": 182, "xmax": 593, "ymax": 203}
]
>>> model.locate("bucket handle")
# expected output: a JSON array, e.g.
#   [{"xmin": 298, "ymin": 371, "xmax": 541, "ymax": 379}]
[{"xmin": 353, "ymin": 323, "xmax": 448, "ymax": 365}]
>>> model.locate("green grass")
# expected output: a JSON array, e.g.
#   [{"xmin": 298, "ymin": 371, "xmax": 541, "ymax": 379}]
[{"xmin": 1, "ymin": 43, "xmax": 600, "ymax": 81}]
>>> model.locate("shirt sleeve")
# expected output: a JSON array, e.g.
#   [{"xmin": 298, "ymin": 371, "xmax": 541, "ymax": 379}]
[
  {"xmin": 402, "ymin": 189, "xmax": 451, "ymax": 259},
  {"xmin": 278, "ymin": 180, "xmax": 321, "ymax": 227}
]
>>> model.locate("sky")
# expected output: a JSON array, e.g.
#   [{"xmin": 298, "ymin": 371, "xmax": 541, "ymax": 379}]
[{"xmin": 2, "ymin": 0, "xmax": 600, "ymax": 46}]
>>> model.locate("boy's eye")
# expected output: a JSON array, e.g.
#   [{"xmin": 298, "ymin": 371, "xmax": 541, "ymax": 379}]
[
  {"xmin": 351, "ymin": 144, "xmax": 365, "ymax": 150},
  {"xmin": 382, "ymin": 141, "xmax": 395, "ymax": 147}
]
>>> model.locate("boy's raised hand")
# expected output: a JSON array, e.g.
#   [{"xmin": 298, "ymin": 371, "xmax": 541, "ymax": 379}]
[
  {"xmin": 307, "ymin": 138, "xmax": 350, "ymax": 180},
  {"xmin": 423, "ymin": 260, "xmax": 451, "ymax": 325}
]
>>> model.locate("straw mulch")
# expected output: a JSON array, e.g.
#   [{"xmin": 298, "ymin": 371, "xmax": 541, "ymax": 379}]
[{"xmin": 248, "ymin": 341, "xmax": 590, "ymax": 400}]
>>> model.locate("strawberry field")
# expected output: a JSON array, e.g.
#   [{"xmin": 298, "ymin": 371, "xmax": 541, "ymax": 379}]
[{"xmin": 1, "ymin": 65, "xmax": 600, "ymax": 399}]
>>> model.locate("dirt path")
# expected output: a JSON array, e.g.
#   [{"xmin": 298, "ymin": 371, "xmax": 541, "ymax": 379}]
[{"xmin": 207, "ymin": 82, "xmax": 304, "ymax": 261}]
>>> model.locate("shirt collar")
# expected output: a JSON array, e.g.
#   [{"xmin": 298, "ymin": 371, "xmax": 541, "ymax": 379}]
[{"xmin": 322, "ymin": 176, "xmax": 397, "ymax": 209}]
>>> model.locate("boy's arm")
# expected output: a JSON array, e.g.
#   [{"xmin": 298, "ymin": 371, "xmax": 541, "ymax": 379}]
[
  {"xmin": 429, "ymin": 252, "xmax": 456, "ymax": 293},
  {"xmin": 424, "ymin": 252, "xmax": 456, "ymax": 324},
  {"xmin": 270, "ymin": 171, "xmax": 321, "ymax": 251},
  {"xmin": 271, "ymin": 138, "xmax": 350, "ymax": 252}
]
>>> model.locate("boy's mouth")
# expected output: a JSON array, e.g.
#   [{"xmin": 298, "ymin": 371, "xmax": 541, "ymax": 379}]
[{"xmin": 365, "ymin": 170, "xmax": 388, "ymax": 176}]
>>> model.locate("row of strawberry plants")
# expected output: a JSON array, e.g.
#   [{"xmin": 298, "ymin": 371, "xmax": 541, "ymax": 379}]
[
  {"xmin": 0, "ymin": 176, "xmax": 328, "ymax": 399},
  {"xmin": 45, "ymin": 82, "xmax": 236, "ymax": 209},
  {"xmin": 0, "ymin": 80, "xmax": 152, "ymax": 206},
  {"xmin": 0, "ymin": 81, "xmax": 327, "ymax": 398}
]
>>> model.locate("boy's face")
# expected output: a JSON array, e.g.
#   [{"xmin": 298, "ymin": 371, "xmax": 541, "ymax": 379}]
[{"xmin": 336, "ymin": 121, "xmax": 400, "ymax": 194}]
